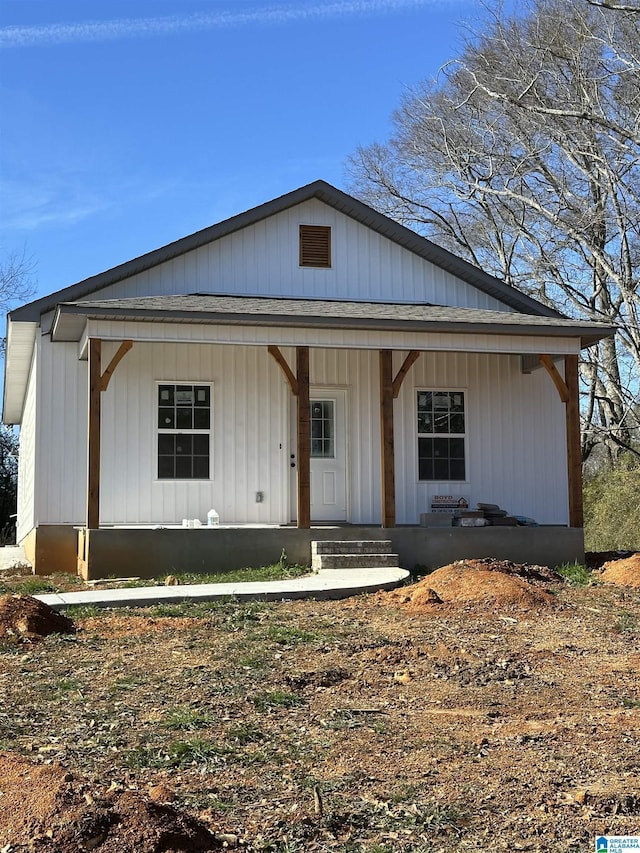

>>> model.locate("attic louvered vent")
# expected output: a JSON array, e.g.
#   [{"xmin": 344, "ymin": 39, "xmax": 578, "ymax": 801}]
[{"xmin": 299, "ymin": 225, "xmax": 331, "ymax": 268}]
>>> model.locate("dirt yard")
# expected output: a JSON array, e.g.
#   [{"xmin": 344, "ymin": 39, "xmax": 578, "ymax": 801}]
[{"xmin": 0, "ymin": 556, "xmax": 639, "ymax": 852}]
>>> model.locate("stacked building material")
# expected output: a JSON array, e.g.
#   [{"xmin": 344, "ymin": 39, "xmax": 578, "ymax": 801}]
[{"xmin": 476, "ymin": 503, "xmax": 519, "ymax": 526}]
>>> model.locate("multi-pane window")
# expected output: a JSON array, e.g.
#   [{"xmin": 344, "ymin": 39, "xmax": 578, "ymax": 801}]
[
  {"xmin": 311, "ymin": 400, "xmax": 334, "ymax": 458},
  {"xmin": 157, "ymin": 384, "xmax": 211, "ymax": 479},
  {"xmin": 417, "ymin": 391, "xmax": 466, "ymax": 481}
]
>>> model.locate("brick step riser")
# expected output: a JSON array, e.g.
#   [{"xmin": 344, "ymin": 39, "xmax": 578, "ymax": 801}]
[{"xmin": 313, "ymin": 553, "xmax": 400, "ymax": 571}]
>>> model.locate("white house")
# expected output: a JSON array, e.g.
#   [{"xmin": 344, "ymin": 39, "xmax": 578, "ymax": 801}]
[{"xmin": 2, "ymin": 181, "xmax": 613, "ymax": 576}]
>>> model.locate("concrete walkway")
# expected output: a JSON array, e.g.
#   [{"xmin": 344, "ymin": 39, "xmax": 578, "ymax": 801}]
[
  {"xmin": 35, "ymin": 567, "xmax": 411, "ymax": 611},
  {"xmin": 0, "ymin": 546, "xmax": 30, "ymax": 570}
]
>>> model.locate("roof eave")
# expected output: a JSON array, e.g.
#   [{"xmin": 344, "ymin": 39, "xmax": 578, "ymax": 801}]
[
  {"xmin": 2, "ymin": 318, "xmax": 39, "ymax": 425},
  {"xmin": 51, "ymin": 302, "xmax": 615, "ymax": 348}
]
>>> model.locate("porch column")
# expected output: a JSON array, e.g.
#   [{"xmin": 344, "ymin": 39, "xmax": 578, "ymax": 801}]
[
  {"xmin": 86, "ymin": 339, "xmax": 134, "ymax": 529},
  {"xmin": 379, "ymin": 350, "xmax": 395, "ymax": 528},
  {"xmin": 87, "ymin": 339, "xmax": 102, "ymax": 529},
  {"xmin": 565, "ymin": 355, "xmax": 583, "ymax": 528},
  {"xmin": 539, "ymin": 353, "xmax": 583, "ymax": 528},
  {"xmin": 296, "ymin": 347, "xmax": 311, "ymax": 529}
]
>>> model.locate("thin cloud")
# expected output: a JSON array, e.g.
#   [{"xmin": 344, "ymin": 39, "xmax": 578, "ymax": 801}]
[{"xmin": 1, "ymin": 0, "xmax": 460, "ymax": 48}]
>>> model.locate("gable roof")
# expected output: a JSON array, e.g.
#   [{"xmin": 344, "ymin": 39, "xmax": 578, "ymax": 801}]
[{"xmin": 10, "ymin": 180, "xmax": 561, "ymax": 323}]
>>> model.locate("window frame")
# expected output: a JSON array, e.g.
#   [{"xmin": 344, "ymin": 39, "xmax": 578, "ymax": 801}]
[
  {"xmin": 310, "ymin": 398, "xmax": 336, "ymax": 459},
  {"xmin": 415, "ymin": 388, "xmax": 468, "ymax": 483},
  {"xmin": 155, "ymin": 381, "xmax": 213, "ymax": 482}
]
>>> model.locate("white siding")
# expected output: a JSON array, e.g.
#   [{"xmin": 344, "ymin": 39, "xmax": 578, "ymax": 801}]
[
  {"xmin": 16, "ymin": 340, "xmax": 38, "ymax": 541},
  {"xmin": 36, "ymin": 340, "xmax": 567, "ymax": 527},
  {"xmin": 80, "ymin": 200, "xmax": 512, "ymax": 311},
  {"xmin": 394, "ymin": 351, "xmax": 567, "ymax": 525},
  {"xmin": 37, "ymin": 336, "xmax": 88, "ymax": 524},
  {"xmin": 37, "ymin": 339, "xmax": 288, "ymax": 526}
]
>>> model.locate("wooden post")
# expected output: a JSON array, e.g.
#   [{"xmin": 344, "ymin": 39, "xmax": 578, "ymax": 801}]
[
  {"xmin": 540, "ymin": 354, "xmax": 583, "ymax": 528},
  {"xmin": 379, "ymin": 349, "xmax": 395, "ymax": 528},
  {"xmin": 87, "ymin": 338, "xmax": 102, "ymax": 529},
  {"xmin": 565, "ymin": 355, "xmax": 583, "ymax": 528},
  {"xmin": 296, "ymin": 347, "xmax": 311, "ymax": 529},
  {"xmin": 86, "ymin": 339, "xmax": 134, "ymax": 530}
]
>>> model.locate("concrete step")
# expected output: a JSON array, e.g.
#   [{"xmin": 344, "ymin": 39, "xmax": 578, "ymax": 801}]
[
  {"xmin": 316, "ymin": 552, "xmax": 400, "ymax": 571},
  {"xmin": 312, "ymin": 540, "xmax": 393, "ymax": 556}
]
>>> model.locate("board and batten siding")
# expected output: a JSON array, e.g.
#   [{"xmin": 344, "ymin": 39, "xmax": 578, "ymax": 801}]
[
  {"xmin": 393, "ymin": 350, "xmax": 567, "ymax": 525},
  {"xmin": 16, "ymin": 339, "xmax": 38, "ymax": 542},
  {"xmin": 77, "ymin": 200, "xmax": 512, "ymax": 312},
  {"xmin": 36, "ymin": 337, "xmax": 88, "ymax": 525},
  {"xmin": 35, "ymin": 336, "xmax": 289, "ymax": 526},
  {"xmin": 35, "ymin": 337, "xmax": 567, "ymax": 527}
]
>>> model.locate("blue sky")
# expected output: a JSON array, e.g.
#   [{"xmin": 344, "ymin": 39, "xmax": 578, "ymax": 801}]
[{"xmin": 1, "ymin": 0, "xmax": 492, "ymax": 302}]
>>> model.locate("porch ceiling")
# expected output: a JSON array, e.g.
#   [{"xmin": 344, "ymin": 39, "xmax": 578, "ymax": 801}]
[{"xmin": 51, "ymin": 293, "xmax": 614, "ymax": 348}]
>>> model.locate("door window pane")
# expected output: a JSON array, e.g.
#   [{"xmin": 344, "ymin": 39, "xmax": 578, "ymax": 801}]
[{"xmin": 311, "ymin": 400, "xmax": 335, "ymax": 458}]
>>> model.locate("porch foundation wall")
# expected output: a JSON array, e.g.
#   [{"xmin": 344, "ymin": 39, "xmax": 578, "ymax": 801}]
[
  {"xmin": 77, "ymin": 525, "xmax": 584, "ymax": 581},
  {"xmin": 21, "ymin": 525, "xmax": 80, "ymax": 575}
]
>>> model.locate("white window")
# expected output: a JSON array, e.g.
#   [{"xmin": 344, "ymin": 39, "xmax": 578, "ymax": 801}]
[
  {"xmin": 417, "ymin": 390, "xmax": 466, "ymax": 481},
  {"xmin": 157, "ymin": 384, "xmax": 211, "ymax": 479}
]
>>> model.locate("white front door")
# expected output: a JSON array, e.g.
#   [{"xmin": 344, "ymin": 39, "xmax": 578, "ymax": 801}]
[{"xmin": 290, "ymin": 389, "xmax": 347, "ymax": 522}]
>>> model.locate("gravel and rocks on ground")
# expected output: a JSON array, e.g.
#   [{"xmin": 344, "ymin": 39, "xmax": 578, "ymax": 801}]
[{"xmin": 0, "ymin": 554, "xmax": 638, "ymax": 852}]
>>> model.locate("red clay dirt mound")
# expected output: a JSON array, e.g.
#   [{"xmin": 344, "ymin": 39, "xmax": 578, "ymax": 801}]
[
  {"xmin": 0, "ymin": 753, "xmax": 230, "ymax": 852},
  {"xmin": 386, "ymin": 558, "xmax": 559, "ymax": 613},
  {"xmin": 599, "ymin": 553, "xmax": 640, "ymax": 589},
  {"xmin": 0, "ymin": 594, "xmax": 75, "ymax": 642}
]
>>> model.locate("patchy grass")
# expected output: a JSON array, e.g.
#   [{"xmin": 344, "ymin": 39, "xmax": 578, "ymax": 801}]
[
  {"xmin": 266, "ymin": 624, "xmax": 318, "ymax": 645},
  {"xmin": 62, "ymin": 604, "xmax": 104, "ymax": 619},
  {"xmin": 164, "ymin": 707, "xmax": 215, "ymax": 731},
  {"xmin": 2, "ymin": 586, "xmax": 640, "ymax": 849},
  {"xmin": 556, "ymin": 562, "xmax": 594, "ymax": 586},
  {"xmin": 145, "ymin": 601, "xmax": 223, "ymax": 618},
  {"xmin": 120, "ymin": 554, "xmax": 309, "ymax": 588},
  {"xmin": 612, "ymin": 610, "xmax": 639, "ymax": 634},
  {"xmin": 252, "ymin": 689, "xmax": 305, "ymax": 712},
  {"xmin": 0, "ymin": 556, "xmax": 309, "ymax": 597},
  {"xmin": 0, "ymin": 574, "xmax": 82, "ymax": 595}
]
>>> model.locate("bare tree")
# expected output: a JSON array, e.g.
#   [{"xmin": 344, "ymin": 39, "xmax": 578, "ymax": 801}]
[
  {"xmin": 0, "ymin": 249, "xmax": 36, "ymax": 538},
  {"xmin": 587, "ymin": 1, "xmax": 640, "ymax": 12},
  {"xmin": 0, "ymin": 425, "xmax": 18, "ymax": 542},
  {"xmin": 0, "ymin": 249, "xmax": 36, "ymax": 353},
  {"xmin": 348, "ymin": 0, "xmax": 640, "ymax": 461}
]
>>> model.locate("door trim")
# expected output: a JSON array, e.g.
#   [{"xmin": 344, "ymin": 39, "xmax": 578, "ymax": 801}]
[{"xmin": 289, "ymin": 386, "xmax": 348, "ymax": 523}]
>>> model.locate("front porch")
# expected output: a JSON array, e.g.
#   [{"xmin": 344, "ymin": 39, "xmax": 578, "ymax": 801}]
[
  {"xmin": 73, "ymin": 523, "xmax": 584, "ymax": 581},
  {"xmin": 22, "ymin": 299, "xmax": 605, "ymax": 578}
]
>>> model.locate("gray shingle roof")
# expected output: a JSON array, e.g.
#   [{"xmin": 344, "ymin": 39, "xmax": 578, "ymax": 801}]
[{"xmin": 51, "ymin": 293, "xmax": 614, "ymax": 347}]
